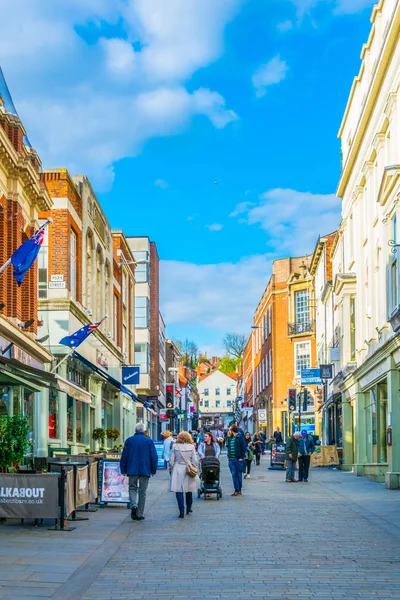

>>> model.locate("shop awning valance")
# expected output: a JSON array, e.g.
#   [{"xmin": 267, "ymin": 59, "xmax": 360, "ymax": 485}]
[
  {"xmin": 72, "ymin": 352, "xmax": 140, "ymax": 403},
  {"xmin": 0, "ymin": 356, "xmax": 55, "ymax": 392},
  {"xmin": 55, "ymin": 375, "xmax": 92, "ymax": 405}
]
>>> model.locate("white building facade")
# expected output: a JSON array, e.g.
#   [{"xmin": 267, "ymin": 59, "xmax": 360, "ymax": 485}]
[{"xmin": 197, "ymin": 370, "xmax": 237, "ymax": 429}]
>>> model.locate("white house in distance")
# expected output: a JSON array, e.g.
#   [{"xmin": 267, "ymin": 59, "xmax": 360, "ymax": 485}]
[{"xmin": 197, "ymin": 370, "xmax": 237, "ymax": 429}]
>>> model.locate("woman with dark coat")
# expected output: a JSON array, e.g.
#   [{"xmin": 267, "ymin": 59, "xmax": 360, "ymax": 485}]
[
  {"xmin": 244, "ymin": 432, "xmax": 255, "ymax": 478},
  {"xmin": 253, "ymin": 432, "xmax": 263, "ymax": 466}
]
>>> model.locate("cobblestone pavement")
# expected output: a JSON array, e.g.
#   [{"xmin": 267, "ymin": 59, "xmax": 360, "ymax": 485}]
[{"xmin": 1, "ymin": 454, "xmax": 400, "ymax": 600}]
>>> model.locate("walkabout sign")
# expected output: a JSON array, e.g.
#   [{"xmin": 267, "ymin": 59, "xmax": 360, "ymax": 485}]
[
  {"xmin": 154, "ymin": 441, "xmax": 167, "ymax": 469},
  {"xmin": 122, "ymin": 366, "xmax": 140, "ymax": 385},
  {"xmin": 99, "ymin": 458, "xmax": 129, "ymax": 504},
  {"xmin": 0, "ymin": 473, "xmax": 59, "ymax": 519},
  {"xmin": 269, "ymin": 443, "xmax": 286, "ymax": 469}
]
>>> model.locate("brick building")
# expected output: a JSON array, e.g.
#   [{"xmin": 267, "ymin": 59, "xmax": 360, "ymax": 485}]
[
  {"xmin": 245, "ymin": 256, "xmax": 317, "ymax": 440},
  {"xmin": 0, "ymin": 68, "xmax": 54, "ymax": 457}
]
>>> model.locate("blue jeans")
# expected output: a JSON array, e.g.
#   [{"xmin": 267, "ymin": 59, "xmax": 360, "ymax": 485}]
[
  {"xmin": 228, "ymin": 459, "xmax": 243, "ymax": 492},
  {"xmin": 176, "ymin": 492, "xmax": 193, "ymax": 513},
  {"xmin": 286, "ymin": 459, "xmax": 297, "ymax": 481}
]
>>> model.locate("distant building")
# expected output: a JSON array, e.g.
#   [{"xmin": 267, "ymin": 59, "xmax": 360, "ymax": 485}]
[{"xmin": 197, "ymin": 370, "xmax": 237, "ymax": 429}]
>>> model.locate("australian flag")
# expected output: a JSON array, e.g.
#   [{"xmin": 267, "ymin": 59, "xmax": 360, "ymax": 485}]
[
  {"xmin": 59, "ymin": 321, "xmax": 102, "ymax": 348},
  {"xmin": 11, "ymin": 226, "xmax": 45, "ymax": 286}
]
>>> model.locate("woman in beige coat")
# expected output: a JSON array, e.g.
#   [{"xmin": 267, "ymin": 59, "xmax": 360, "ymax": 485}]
[{"xmin": 169, "ymin": 431, "xmax": 199, "ymax": 518}]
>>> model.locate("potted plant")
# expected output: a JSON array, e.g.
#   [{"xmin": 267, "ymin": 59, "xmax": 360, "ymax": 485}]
[
  {"xmin": 0, "ymin": 415, "xmax": 30, "ymax": 472},
  {"xmin": 105, "ymin": 428, "xmax": 120, "ymax": 450},
  {"xmin": 92, "ymin": 428, "xmax": 105, "ymax": 446}
]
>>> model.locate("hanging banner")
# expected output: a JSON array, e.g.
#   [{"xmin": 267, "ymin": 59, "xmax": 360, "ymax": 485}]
[
  {"xmin": 0, "ymin": 473, "xmax": 59, "ymax": 519},
  {"xmin": 99, "ymin": 458, "xmax": 129, "ymax": 504}
]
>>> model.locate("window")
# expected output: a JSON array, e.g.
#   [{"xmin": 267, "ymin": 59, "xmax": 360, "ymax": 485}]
[
  {"xmin": 227, "ymin": 400, "xmax": 232, "ymax": 407},
  {"xmin": 38, "ymin": 220, "xmax": 49, "ymax": 299},
  {"xmin": 48, "ymin": 388, "xmax": 58, "ymax": 439},
  {"xmin": 204, "ymin": 400, "xmax": 209, "ymax": 408},
  {"xmin": 216, "ymin": 400, "xmax": 220, "ymax": 408},
  {"xmin": 391, "ymin": 215, "xmax": 398, "ymax": 311},
  {"xmin": 134, "ymin": 251, "xmax": 149, "ymax": 283},
  {"xmin": 199, "ymin": 401, "xmax": 203, "ymax": 407},
  {"xmin": 215, "ymin": 388, "xmax": 220, "ymax": 396},
  {"xmin": 350, "ymin": 296, "xmax": 356, "ymax": 361},
  {"xmin": 295, "ymin": 342, "xmax": 311, "ymax": 377},
  {"xmin": 122, "ymin": 271, "xmax": 128, "ymax": 306},
  {"xmin": 269, "ymin": 349, "xmax": 272, "ymax": 383},
  {"xmin": 122, "ymin": 325, "xmax": 127, "ymax": 356},
  {"xmin": 268, "ymin": 307, "xmax": 272, "ymax": 336},
  {"xmin": 113, "ymin": 294, "xmax": 118, "ymax": 341},
  {"xmin": 295, "ymin": 290, "xmax": 309, "ymax": 327},
  {"xmin": 70, "ymin": 229, "xmax": 77, "ymax": 300},
  {"xmin": 204, "ymin": 388, "xmax": 209, "ymax": 396},
  {"xmin": 266, "ymin": 354, "xmax": 269, "ymax": 386},
  {"xmin": 226, "ymin": 387, "xmax": 231, "ymax": 395},
  {"xmin": 135, "ymin": 343, "xmax": 150, "ymax": 374},
  {"xmin": 135, "ymin": 297, "xmax": 149, "ymax": 328}
]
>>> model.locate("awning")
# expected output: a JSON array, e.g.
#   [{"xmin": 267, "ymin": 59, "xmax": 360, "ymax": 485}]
[
  {"xmin": 55, "ymin": 375, "xmax": 92, "ymax": 405},
  {"xmin": 72, "ymin": 352, "xmax": 139, "ymax": 403},
  {"xmin": 0, "ymin": 356, "xmax": 55, "ymax": 392}
]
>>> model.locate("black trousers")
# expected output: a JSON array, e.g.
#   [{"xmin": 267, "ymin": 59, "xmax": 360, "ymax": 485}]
[
  {"xmin": 176, "ymin": 492, "xmax": 192, "ymax": 513},
  {"xmin": 298, "ymin": 455, "xmax": 311, "ymax": 481},
  {"xmin": 245, "ymin": 459, "xmax": 252, "ymax": 475}
]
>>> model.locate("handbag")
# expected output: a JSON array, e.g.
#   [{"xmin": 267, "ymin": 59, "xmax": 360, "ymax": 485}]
[{"xmin": 177, "ymin": 445, "xmax": 198, "ymax": 478}]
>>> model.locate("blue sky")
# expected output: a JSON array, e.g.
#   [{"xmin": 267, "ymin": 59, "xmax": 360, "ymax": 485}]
[{"xmin": 0, "ymin": 0, "xmax": 375, "ymax": 355}]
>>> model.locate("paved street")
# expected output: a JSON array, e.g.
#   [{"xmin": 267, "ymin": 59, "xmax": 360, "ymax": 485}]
[{"xmin": 1, "ymin": 456, "xmax": 400, "ymax": 600}]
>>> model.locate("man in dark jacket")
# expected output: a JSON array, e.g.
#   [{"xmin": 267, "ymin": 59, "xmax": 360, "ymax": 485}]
[
  {"xmin": 273, "ymin": 427, "xmax": 283, "ymax": 443},
  {"xmin": 120, "ymin": 423, "xmax": 158, "ymax": 521},
  {"xmin": 285, "ymin": 431, "xmax": 301, "ymax": 482},
  {"xmin": 298, "ymin": 429, "xmax": 315, "ymax": 482},
  {"xmin": 227, "ymin": 425, "xmax": 247, "ymax": 496}
]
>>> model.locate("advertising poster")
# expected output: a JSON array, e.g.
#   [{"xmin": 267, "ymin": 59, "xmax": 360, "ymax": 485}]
[
  {"xmin": 0, "ymin": 473, "xmax": 59, "ymax": 519},
  {"xmin": 270, "ymin": 442, "xmax": 286, "ymax": 467},
  {"xmin": 154, "ymin": 441, "xmax": 167, "ymax": 469},
  {"xmin": 100, "ymin": 459, "xmax": 129, "ymax": 504},
  {"xmin": 310, "ymin": 447, "xmax": 324, "ymax": 467}
]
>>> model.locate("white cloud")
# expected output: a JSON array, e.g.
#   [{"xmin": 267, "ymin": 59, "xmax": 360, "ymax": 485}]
[
  {"xmin": 277, "ymin": 20, "xmax": 294, "ymax": 33},
  {"xmin": 160, "ymin": 254, "xmax": 274, "ymax": 331},
  {"xmin": 101, "ymin": 38, "xmax": 137, "ymax": 77},
  {"xmin": 252, "ymin": 56, "xmax": 288, "ymax": 98},
  {"xmin": 229, "ymin": 201, "xmax": 255, "ymax": 218},
  {"xmin": 288, "ymin": 0, "xmax": 374, "ymax": 19},
  {"xmin": 207, "ymin": 223, "xmax": 224, "ymax": 231},
  {"xmin": 154, "ymin": 178, "xmax": 169, "ymax": 188},
  {"xmin": 231, "ymin": 188, "xmax": 341, "ymax": 255},
  {"xmin": 334, "ymin": 0, "xmax": 374, "ymax": 15},
  {"xmin": 0, "ymin": 0, "xmax": 240, "ymax": 189}
]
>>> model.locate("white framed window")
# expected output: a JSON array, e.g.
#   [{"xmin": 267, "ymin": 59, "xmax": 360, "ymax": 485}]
[
  {"xmin": 204, "ymin": 388, "xmax": 209, "ymax": 396},
  {"xmin": 70, "ymin": 229, "xmax": 77, "ymax": 300},
  {"xmin": 226, "ymin": 387, "xmax": 231, "ymax": 395},
  {"xmin": 133, "ymin": 251, "xmax": 149, "ymax": 283},
  {"xmin": 295, "ymin": 290, "xmax": 309, "ymax": 326},
  {"xmin": 122, "ymin": 271, "xmax": 128, "ymax": 307},
  {"xmin": 215, "ymin": 388, "xmax": 220, "ymax": 396},
  {"xmin": 38, "ymin": 220, "xmax": 49, "ymax": 299},
  {"xmin": 216, "ymin": 400, "xmax": 220, "ymax": 408},
  {"xmin": 295, "ymin": 341, "xmax": 311, "ymax": 378}
]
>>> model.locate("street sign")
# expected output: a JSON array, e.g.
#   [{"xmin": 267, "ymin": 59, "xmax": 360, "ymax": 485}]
[
  {"xmin": 319, "ymin": 364, "xmax": 333, "ymax": 380},
  {"xmin": 122, "ymin": 366, "xmax": 140, "ymax": 385},
  {"xmin": 301, "ymin": 368, "xmax": 322, "ymax": 385},
  {"xmin": 258, "ymin": 409, "xmax": 267, "ymax": 423}
]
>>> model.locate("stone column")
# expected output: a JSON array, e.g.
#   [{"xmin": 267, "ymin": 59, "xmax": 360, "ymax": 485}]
[
  {"xmin": 34, "ymin": 387, "xmax": 49, "ymax": 457},
  {"xmin": 386, "ymin": 365, "xmax": 400, "ymax": 489},
  {"xmin": 342, "ymin": 399, "xmax": 354, "ymax": 470},
  {"xmin": 353, "ymin": 384, "xmax": 366, "ymax": 476}
]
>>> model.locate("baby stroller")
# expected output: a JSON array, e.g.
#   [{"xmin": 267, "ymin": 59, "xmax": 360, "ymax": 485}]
[{"xmin": 197, "ymin": 456, "xmax": 222, "ymax": 500}]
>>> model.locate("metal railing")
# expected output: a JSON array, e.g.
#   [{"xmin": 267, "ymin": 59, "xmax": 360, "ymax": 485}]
[{"xmin": 287, "ymin": 320, "xmax": 315, "ymax": 336}]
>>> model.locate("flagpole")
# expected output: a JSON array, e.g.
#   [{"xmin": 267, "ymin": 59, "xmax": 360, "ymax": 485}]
[
  {"xmin": 0, "ymin": 218, "xmax": 53, "ymax": 276},
  {"xmin": 50, "ymin": 314, "xmax": 108, "ymax": 374}
]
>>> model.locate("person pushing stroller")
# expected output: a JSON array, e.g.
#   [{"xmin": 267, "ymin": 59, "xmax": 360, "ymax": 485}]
[{"xmin": 197, "ymin": 432, "xmax": 221, "ymax": 499}]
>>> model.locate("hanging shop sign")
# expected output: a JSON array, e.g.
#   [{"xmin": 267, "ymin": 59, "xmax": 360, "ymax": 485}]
[
  {"xmin": 99, "ymin": 458, "xmax": 129, "ymax": 504},
  {"xmin": 153, "ymin": 441, "xmax": 167, "ymax": 469},
  {"xmin": 0, "ymin": 473, "xmax": 59, "ymax": 519},
  {"xmin": 122, "ymin": 366, "xmax": 140, "ymax": 385},
  {"xmin": 319, "ymin": 364, "xmax": 333, "ymax": 380}
]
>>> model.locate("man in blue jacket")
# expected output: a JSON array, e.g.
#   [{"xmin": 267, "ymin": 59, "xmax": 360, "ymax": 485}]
[
  {"xmin": 120, "ymin": 423, "xmax": 158, "ymax": 521},
  {"xmin": 227, "ymin": 425, "xmax": 247, "ymax": 496}
]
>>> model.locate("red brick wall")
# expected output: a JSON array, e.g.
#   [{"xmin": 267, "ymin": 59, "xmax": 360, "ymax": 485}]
[{"xmin": 149, "ymin": 242, "xmax": 159, "ymax": 394}]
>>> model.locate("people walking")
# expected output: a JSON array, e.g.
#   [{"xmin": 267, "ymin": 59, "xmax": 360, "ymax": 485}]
[
  {"xmin": 198, "ymin": 431, "xmax": 221, "ymax": 460},
  {"xmin": 253, "ymin": 432, "xmax": 263, "ymax": 466},
  {"xmin": 259, "ymin": 430, "xmax": 266, "ymax": 454},
  {"xmin": 285, "ymin": 431, "xmax": 301, "ymax": 482},
  {"xmin": 298, "ymin": 429, "xmax": 315, "ymax": 482},
  {"xmin": 273, "ymin": 427, "xmax": 283, "ymax": 443},
  {"xmin": 120, "ymin": 423, "xmax": 158, "ymax": 521},
  {"xmin": 196, "ymin": 428, "xmax": 205, "ymax": 449},
  {"xmin": 169, "ymin": 431, "xmax": 199, "ymax": 518},
  {"xmin": 227, "ymin": 425, "xmax": 247, "ymax": 496},
  {"xmin": 244, "ymin": 432, "xmax": 254, "ymax": 478}
]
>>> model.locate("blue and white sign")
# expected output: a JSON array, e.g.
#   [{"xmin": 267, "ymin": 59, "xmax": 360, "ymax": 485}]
[
  {"xmin": 122, "ymin": 366, "xmax": 140, "ymax": 385},
  {"xmin": 153, "ymin": 442, "xmax": 167, "ymax": 469},
  {"xmin": 301, "ymin": 368, "xmax": 322, "ymax": 385}
]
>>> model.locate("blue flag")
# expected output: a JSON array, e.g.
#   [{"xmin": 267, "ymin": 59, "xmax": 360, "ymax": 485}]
[
  {"xmin": 11, "ymin": 226, "xmax": 45, "ymax": 286},
  {"xmin": 59, "ymin": 321, "xmax": 102, "ymax": 348}
]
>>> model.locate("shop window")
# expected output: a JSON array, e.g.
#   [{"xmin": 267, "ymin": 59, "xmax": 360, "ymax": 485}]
[
  {"xmin": 377, "ymin": 382, "xmax": 388, "ymax": 463},
  {"xmin": 67, "ymin": 396, "xmax": 74, "ymax": 441},
  {"xmin": 0, "ymin": 387, "xmax": 8, "ymax": 415},
  {"xmin": 102, "ymin": 399, "xmax": 113, "ymax": 430},
  {"xmin": 48, "ymin": 389, "xmax": 58, "ymax": 439},
  {"xmin": 24, "ymin": 389, "xmax": 34, "ymax": 448},
  {"xmin": 76, "ymin": 400, "xmax": 82, "ymax": 443}
]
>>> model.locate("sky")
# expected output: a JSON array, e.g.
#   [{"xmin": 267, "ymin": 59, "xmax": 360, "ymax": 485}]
[{"xmin": 0, "ymin": 0, "xmax": 375, "ymax": 356}]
